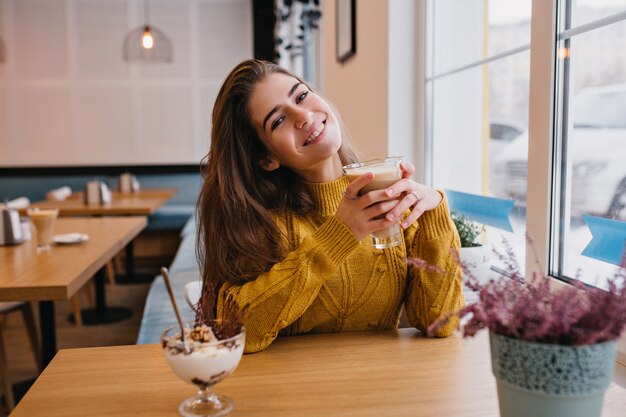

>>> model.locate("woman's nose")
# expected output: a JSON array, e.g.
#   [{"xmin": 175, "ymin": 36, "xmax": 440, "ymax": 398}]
[{"xmin": 293, "ymin": 107, "xmax": 311, "ymax": 129}]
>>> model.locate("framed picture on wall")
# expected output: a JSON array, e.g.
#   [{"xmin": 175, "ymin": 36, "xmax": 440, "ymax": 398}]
[{"xmin": 336, "ymin": 0, "xmax": 356, "ymax": 63}]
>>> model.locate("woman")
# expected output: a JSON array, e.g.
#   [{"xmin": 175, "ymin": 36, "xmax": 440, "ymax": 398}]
[{"xmin": 197, "ymin": 59, "xmax": 463, "ymax": 353}]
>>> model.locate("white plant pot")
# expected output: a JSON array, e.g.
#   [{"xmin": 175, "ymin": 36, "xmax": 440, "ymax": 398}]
[{"xmin": 460, "ymin": 245, "xmax": 491, "ymax": 285}]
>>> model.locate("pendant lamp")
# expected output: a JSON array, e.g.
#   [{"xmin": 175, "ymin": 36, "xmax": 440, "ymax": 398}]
[{"xmin": 122, "ymin": 0, "xmax": 173, "ymax": 63}]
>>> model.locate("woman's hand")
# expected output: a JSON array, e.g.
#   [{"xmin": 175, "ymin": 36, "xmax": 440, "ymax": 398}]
[
  {"xmin": 382, "ymin": 161, "xmax": 442, "ymax": 229},
  {"xmin": 335, "ymin": 172, "xmax": 401, "ymax": 241}
]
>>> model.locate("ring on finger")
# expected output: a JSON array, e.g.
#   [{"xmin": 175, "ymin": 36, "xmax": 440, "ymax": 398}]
[
  {"xmin": 343, "ymin": 191, "xmax": 358, "ymax": 201},
  {"xmin": 410, "ymin": 191, "xmax": 421, "ymax": 203}
]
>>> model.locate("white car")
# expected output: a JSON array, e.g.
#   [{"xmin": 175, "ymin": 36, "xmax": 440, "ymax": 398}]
[
  {"xmin": 491, "ymin": 83, "xmax": 626, "ymax": 221},
  {"xmin": 489, "ymin": 119, "xmax": 524, "ymax": 160}
]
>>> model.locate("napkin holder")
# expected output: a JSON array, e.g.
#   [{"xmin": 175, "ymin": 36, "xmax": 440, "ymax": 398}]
[
  {"xmin": 5, "ymin": 197, "xmax": 30, "ymax": 210},
  {"xmin": 46, "ymin": 186, "xmax": 72, "ymax": 201},
  {"xmin": 84, "ymin": 181, "xmax": 112, "ymax": 206},
  {"xmin": 119, "ymin": 173, "xmax": 140, "ymax": 193},
  {"xmin": 0, "ymin": 205, "xmax": 24, "ymax": 246}
]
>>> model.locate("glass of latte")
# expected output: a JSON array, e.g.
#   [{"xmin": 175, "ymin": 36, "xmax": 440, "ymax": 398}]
[
  {"xmin": 27, "ymin": 208, "xmax": 59, "ymax": 252},
  {"xmin": 343, "ymin": 156, "xmax": 406, "ymax": 249}
]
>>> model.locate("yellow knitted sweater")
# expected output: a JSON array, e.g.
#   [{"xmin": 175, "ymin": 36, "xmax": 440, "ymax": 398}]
[{"xmin": 217, "ymin": 176, "xmax": 464, "ymax": 353}]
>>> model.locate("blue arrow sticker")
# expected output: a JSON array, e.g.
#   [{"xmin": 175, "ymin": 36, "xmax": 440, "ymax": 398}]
[
  {"xmin": 582, "ymin": 215, "xmax": 626, "ymax": 266},
  {"xmin": 445, "ymin": 189, "xmax": 515, "ymax": 232}
]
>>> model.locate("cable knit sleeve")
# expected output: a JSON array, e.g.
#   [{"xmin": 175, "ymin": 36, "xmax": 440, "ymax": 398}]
[
  {"xmin": 403, "ymin": 192, "xmax": 465, "ymax": 337},
  {"xmin": 217, "ymin": 216, "xmax": 360, "ymax": 353}
]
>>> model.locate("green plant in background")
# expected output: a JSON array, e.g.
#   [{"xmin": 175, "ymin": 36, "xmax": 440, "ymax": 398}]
[{"xmin": 451, "ymin": 212, "xmax": 481, "ymax": 248}]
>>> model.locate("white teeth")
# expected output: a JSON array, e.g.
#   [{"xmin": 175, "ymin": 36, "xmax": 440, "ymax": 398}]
[{"xmin": 305, "ymin": 123, "xmax": 324, "ymax": 145}]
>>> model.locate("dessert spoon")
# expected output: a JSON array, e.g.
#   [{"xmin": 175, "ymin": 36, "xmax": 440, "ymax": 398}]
[{"xmin": 161, "ymin": 266, "xmax": 192, "ymax": 355}]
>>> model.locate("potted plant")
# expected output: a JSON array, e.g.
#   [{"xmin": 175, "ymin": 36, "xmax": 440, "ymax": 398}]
[
  {"xmin": 408, "ymin": 242, "xmax": 626, "ymax": 417},
  {"xmin": 451, "ymin": 212, "xmax": 490, "ymax": 283}
]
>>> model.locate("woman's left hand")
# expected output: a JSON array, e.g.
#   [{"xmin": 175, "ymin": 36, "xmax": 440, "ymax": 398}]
[{"xmin": 383, "ymin": 161, "xmax": 443, "ymax": 229}]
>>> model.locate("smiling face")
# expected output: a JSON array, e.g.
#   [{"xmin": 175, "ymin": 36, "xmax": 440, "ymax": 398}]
[{"xmin": 248, "ymin": 73, "xmax": 344, "ymax": 182}]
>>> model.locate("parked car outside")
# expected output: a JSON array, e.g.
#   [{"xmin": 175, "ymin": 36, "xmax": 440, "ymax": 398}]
[
  {"xmin": 491, "ymin": 83, "xmax": 626, "ymax": 221},
  {"xmin": 489, "ymin": 119, "xmax": 525, "ymax": 161}
]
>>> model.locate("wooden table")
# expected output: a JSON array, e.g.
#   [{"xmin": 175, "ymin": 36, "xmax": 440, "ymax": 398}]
[
  {"xmin": 27, "ymin": 188, "xmax": 176, "ymax": 216},
  {"xmin": 10, "ymin": 329, "xmax": 626, "ymax": 416},
  {"xmin": 64, "ymin": 188, "xmax": 178, "ymax": 200},
  {"xmin": 0, "ymin": 217, "xmax": 146, "ymax": 365},
  {"xmin": 24, "ymin": 188, "xmax": 176, "ymax": 282}
]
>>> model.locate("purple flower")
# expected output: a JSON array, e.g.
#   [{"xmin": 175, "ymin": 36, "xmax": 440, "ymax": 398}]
[{"xmin": 409, "ymin": 237, "xmax": 626, "ymax": 346}]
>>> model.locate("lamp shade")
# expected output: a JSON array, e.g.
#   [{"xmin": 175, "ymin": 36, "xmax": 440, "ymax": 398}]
[{"xmin": 122, "ymin": 24, "xmax": 173, "ymax": 63}]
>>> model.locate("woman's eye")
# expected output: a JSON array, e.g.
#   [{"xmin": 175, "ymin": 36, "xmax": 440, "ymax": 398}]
[
  {"xmin": 296, "ymin": 91, "xmax": 308, "ymax": 104},
  {"xmin": 271, "ymin": 116, "xmax": 285, "ymax": 131}
]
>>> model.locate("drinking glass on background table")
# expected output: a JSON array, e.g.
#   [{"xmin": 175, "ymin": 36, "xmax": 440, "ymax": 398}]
[
  {"xmin": 162, "ymin": 323, "xmax": 245, "ymax": 417},
  {"xmin": 27, "ymin": 208, "xmax": 59, "ymax": 252},
  {"xmin": 343, "ymin": 156, "xmax": 405, "ymax": 249}
]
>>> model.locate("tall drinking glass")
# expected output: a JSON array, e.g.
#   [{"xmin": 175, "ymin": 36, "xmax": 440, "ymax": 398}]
[
  {"xmin": 343, "ymin": 156, "xmax": 405, "ymax": 249},
  {"xmin": 27, "ymin": 208, "xmax": 59, "ymax": 252}
]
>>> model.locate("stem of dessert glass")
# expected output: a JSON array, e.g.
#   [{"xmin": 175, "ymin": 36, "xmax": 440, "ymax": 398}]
[{"xmin": 198, "ymin": 386, "xmax": 218, "ymax": 403}]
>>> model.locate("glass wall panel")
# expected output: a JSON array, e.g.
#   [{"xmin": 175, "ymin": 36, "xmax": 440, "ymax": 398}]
[
  {"xmin": 554, "ymin": 1, "xmax": 626, "ymax": 289},
  {"xmin": 431, "ymin": 0, "xmax": 532, "ymax": 75},
  {"xmin": 426, "ymin": 0, "xmax": 531, "ymax": 280},
  {"xmin": 572, "ymin": 0, "xmax": 626, "ymax": 27}
]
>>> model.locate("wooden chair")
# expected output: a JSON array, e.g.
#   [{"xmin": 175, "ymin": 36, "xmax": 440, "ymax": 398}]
[
  {"xmin": 70, "ymin": 293, "xmax": 86, "ymax": 326},
  {"xmin": 0, "ymin": 302, "xmax": 41, "ymax": 412}
]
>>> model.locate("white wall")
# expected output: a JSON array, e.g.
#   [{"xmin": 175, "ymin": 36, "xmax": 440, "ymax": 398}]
[{"xmin": 0, "ymin": 0, "xmax": 252, "ymax": 167}]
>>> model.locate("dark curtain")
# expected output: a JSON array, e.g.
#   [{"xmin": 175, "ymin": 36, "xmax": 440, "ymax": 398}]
[{"xmin": 252, "ymin": 0, "xmax": 276, "ymax": 62}]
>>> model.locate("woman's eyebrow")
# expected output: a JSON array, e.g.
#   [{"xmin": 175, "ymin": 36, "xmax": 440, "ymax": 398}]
[
  {"xmin": 262, "ymin": 82, "xmax": 303, "ymax": 130},
  {"xmin": 288, "ymin": 82, "xmax": 303, "ymax": 97}
]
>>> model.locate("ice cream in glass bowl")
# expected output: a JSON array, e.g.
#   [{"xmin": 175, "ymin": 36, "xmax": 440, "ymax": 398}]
[{"xmin": 161, "ymin": 322, "xmax": 245, "ymax": 417}]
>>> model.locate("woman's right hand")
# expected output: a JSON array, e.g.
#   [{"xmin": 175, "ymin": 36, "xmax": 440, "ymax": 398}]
[{"xmin": 335, "ymin": 173, "xmax": 401, "ymax": 241}]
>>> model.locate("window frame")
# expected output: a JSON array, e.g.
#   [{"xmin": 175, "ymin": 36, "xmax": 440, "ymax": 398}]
[{"xmin": 526, "ymin": 0, "xmax": 558, "ymax": 279}]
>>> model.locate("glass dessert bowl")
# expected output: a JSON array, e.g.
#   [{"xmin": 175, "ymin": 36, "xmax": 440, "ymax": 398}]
[{"xmin": 162, "ymin": 323, "xmax": 245, "ymax": 417}]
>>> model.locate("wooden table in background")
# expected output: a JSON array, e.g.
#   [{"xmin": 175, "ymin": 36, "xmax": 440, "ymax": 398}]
[
  {"xmin": 10, "ymin": 329, "xmax": 626, "ymax": 416},
  {"xmin": 24, "ymin": 188, "xmax": 176, "ymax": 281},
  {"xmin": 111, "ymin": 188, "xmax": 177, "ymax": 198},
  {"xmin": 27, "ymin": 188, "xmax": 177, "ymax": 216},
  {"xmin": 65, "ymin": 187, "xmax": 178, "ymax": 199},
  {"xmin": 0, "ymin": 217, "xmax": 147, "ymax": 365}
]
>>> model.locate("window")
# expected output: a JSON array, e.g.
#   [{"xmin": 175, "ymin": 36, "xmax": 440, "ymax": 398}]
[
  {"xmin": 425, "ymin": 0, "xmax": 626, "ymax": 285},
  {"xmin": 551, "ymin": 1, "xmax": 626, "ymax": 289},
  {"xmin": 425, "ymin": 0, "xmax": 626, "ymax": 385},
  {"xmin": 425, "ymin": 0, "xmax": 532, "ymax": 276}
]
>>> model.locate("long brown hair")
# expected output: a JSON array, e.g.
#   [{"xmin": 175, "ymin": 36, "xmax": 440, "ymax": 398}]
[{"xmin": 197, "ymin": 59, "xmax": 356, "ymax": 291}]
